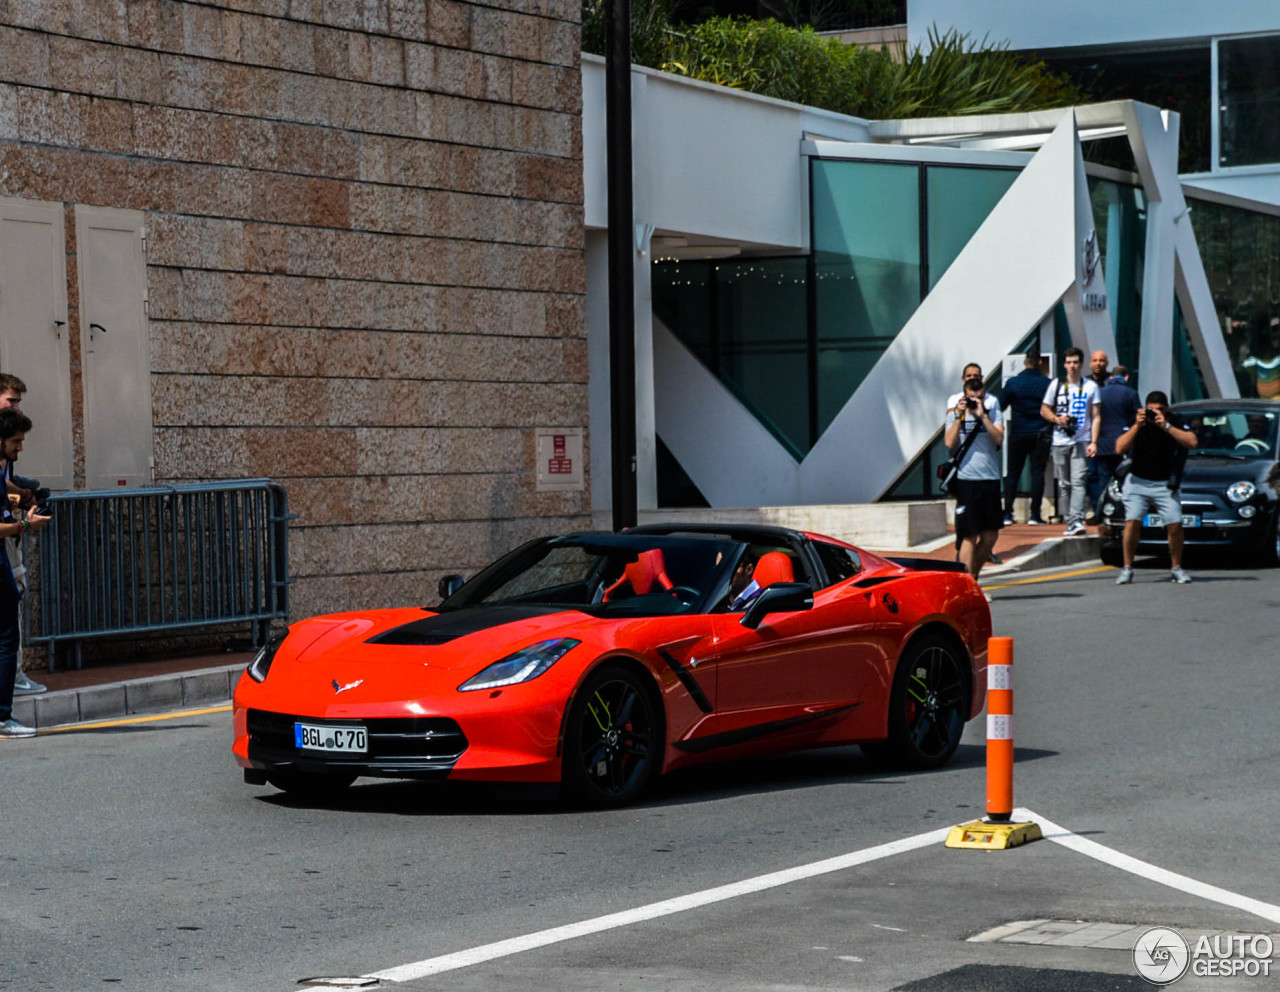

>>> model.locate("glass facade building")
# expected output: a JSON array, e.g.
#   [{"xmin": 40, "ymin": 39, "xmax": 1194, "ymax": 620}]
[
  {"xmin": 1190, "ymin": 194, "xmax": 1280, "ymax": 397},
  {"xmin": 651, "ymin": 150, "xmax": 1280, "ymax": 505}
]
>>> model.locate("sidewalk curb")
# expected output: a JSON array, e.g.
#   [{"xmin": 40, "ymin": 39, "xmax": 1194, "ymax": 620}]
[
  {"xmin": 11, "ymin": 663, "xmax": 244, "ymax": 731},
  {"xmin": 984, "ymin": 535, "xmax": 1101, "ymax": 577}
]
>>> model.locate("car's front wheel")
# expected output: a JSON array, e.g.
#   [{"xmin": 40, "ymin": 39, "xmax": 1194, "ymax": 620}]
[
  {"xmin": 862, "ymin": 633, "xmax": 969, "ymax": 770},
  {"xmin": 266, "ymin": 768, "xmax": 358, "ymax": 798},
  {"xmin": 1100, "ymin": 542, "xmax": 1124, "ymax": 568},
  {"xmin": 1257, "ymin": 510, "xmax": 1280, "ymax": 567},
  {"xmin": 563, "ymin": 664, "xmax": 660, "ymax": 807}
]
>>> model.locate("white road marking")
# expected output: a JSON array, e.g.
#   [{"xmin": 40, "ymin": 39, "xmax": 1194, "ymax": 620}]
[
  {"xmin": 301, "ymin": 808, "xmax": 1280, "ymax": 989},
  {"xmin": 361, "ymin": 826, "xmax": 952, "ymax": 984},
  {"xmin": 1020, "ymin": 807, "xmax": 1280, "ymax": 925}
]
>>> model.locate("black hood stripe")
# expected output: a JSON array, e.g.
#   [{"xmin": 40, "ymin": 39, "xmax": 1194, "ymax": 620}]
[{"xmin": 368, "ymin": 605, "xmax": 581, "ymax": 646}]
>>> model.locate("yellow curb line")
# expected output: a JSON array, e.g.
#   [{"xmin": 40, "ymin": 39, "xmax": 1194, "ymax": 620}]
[
  {"xmin": 36, "ymin": 704, "xmax": 233, "ymax": 735},
  {"xmin": 984, "ymin": 564, "xmax": 1113, "ymax": 591}
]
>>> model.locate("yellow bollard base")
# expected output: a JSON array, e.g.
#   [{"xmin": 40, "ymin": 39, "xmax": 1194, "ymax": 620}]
[{"xmin": 944, "ymin": 819, "xmax": 1042, "ymax": 850}]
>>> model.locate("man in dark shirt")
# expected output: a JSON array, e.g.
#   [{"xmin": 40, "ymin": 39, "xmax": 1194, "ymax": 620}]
[
  {"xmin": 999, "ymin": 350, "xmax": 1050, "ymax": 525},
  {"xmin": 1091, "ymin": 366, "xmax": 1141, "ymax": 511},
  {"xmin": 1113, "ymin": 390, "xmax": 1198, "ymax": 585},
  {"xmin": 1089, "ymin": 350, "xmax": 1110, "ymax": 387},
  {"xmin": 1083, "ymin": 350, "xmax": 1112, "ymax": 522}
]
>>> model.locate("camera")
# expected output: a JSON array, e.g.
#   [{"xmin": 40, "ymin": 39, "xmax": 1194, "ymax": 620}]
[
  {"xmin": 1063, "ymin": 416, "xmax": 1079, "ymax": 434},
  {"xmin": 32, "ymin": 486, "xmax": 51, "ymax": 518},
  {"xmin": 964, "ymin": 397, "xmax": 978, "ymax": 411}
]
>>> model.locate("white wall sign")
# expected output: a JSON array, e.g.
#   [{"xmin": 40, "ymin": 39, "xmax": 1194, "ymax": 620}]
[{"xmin": 535, "ymin": 428, "xmax": 585, "ymax": 492}]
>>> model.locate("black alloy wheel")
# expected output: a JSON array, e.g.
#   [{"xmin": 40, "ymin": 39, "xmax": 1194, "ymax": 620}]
[
  {"xmin": 862, "ymin": 633, "xmax": 968, "ymax": 770},
  {"xmin": 266, "ymin": 768, "xmax": 359, "ymax": 798},
  {"xmin": 564, "ymin": 664, "xmax": 659, "ymax": 807}
]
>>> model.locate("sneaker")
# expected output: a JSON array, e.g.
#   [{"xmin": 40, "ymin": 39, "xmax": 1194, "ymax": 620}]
[
  {"xmin": 1064, "ymin": 522, "xmax": 1087, "ymax": 537},
  {"xmin": 988, "ymin": 551, "xmax": 1004, "ymax": 565},
  {"xmin": 12, "ymin": 671, "xmax": 46, "ymax": 695},
  {"xmin": 1002, "ymin": 513, "xmax": 1014, "ymax": 526},
  {"xmin": 0, "ymin": 718, "xmax": 37, "ymax": 739},
  {"xmin": 1170, "ymin": 566, "xmax": 1192, "ymax": 584},
  {"xmin": 1027, "ymin": 517, "xmax": 1045, "ymax": 526},
  {"xmin": 1115, "ymin": 566, "xmax": 1134, "ymax": 585}
]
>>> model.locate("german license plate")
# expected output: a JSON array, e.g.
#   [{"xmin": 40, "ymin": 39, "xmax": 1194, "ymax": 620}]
[
  {"xmin": 294, "ymin": 723, "xmax": 367, "ymax": 753},
  {"xmin": 1144, "ymin": 513, "xmax": 1200, "ymax": 528}
]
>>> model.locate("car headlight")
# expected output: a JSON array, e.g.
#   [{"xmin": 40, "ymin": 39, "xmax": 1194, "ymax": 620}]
[
  {"xmin": 1107, "ymin": 478, "xmax": 1123, "ymax": 499},
  {"xmin": 247, "ymin": 639, "xmax": 283, "ymax": 683},
  {"xmin": 458, "ymin": 638, "xmax": 581, "ymax": 692},
  {"xmin": 1226, "ymin": 481, "xmax": 1256, "ymax": 504}
]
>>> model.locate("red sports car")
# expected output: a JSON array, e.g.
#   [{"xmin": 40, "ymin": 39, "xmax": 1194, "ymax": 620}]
[{"xmin": 233, "ymin": 524, "xmax": 990, "ymax": 806}]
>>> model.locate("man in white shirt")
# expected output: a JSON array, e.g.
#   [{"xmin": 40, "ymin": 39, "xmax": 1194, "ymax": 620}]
[
  {"xmin": 1041, "ymin": 347, "xmax": 1101, "ymax": 536},
  {"xmin": 945, "ymin": 373, "xmax": 1005, "ymax": 578}
]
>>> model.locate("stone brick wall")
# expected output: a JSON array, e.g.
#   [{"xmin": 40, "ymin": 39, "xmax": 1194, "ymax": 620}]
[{"xmin": 0, "ymin": 0, "xmax": 588, "ymax": 623}]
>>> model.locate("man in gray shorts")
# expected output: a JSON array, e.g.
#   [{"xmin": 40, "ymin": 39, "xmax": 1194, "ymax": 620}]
[{"xmin": 1113, "ymin": 390, "xmax": 1198, "ymax": 584}]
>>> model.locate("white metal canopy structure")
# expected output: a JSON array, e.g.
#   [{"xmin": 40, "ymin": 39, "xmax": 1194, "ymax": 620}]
[{"xmin": 582, "ymin": 63, "xmax": 1236, "ymax": 507}]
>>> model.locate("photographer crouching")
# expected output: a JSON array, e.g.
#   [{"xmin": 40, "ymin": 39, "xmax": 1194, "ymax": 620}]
[
  {"xmin": 1113, "ymin": 391, "xmax": 1197, "ymax": 585},
  {"xmin": 944, "ymin": 372, "xmax": 1005, "ymax": 580}
]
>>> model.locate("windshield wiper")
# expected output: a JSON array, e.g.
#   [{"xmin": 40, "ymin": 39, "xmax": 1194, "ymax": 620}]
[{"xmin": 1190, "ymin": 450, "xmax": 1246, "ymax": 460}]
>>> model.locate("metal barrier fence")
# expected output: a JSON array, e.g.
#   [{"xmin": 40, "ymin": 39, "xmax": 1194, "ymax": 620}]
[{"xmin": 27, "ymin": 480, "xmax": 293, "ymax": 668}]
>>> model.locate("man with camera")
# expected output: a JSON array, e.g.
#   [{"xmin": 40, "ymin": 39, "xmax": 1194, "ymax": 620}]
[
  {"xmin": 944, "ymin": 372, "xmax": 1004, "ymax": 579},
  {"xmin": 0, "ymin": 409, "xmax": 50, "ymax": 738},
  {"xmin": 1041, "ymin": 347, "xmax": 1100, "ymax": 536},
  {"xmin": 1112, "ymin": 391, "xmax": 1197, "ymax": 585}
]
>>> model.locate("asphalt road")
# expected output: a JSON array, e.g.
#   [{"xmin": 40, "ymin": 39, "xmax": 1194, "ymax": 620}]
[{"xmin": 3, "ymin": 560, "xmax": 1278, "ymax": 992}]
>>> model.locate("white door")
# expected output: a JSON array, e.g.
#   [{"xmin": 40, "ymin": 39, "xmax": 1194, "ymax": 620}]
[
  {"xmin": 76, "ymin": 206, "xmax": 153, "ymax": 489},
  {"xmin": 0, "ymin": 196, "xmax": 73, "ymax": 489}
]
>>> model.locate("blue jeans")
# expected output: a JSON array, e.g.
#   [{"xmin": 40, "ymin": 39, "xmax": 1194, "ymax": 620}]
[{"xmin": 0, "ymin": 551, "xmax": 20, "ymax": 721}]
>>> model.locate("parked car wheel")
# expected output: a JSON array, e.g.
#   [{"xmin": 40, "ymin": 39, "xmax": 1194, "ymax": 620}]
[
  {"xmin": 1100, "ymin": 543, "xmax": 1124, "ymax": 568},
  {"xmin": 1257, "ymin": 511, "xmax": 1280, "ymax": 567}
]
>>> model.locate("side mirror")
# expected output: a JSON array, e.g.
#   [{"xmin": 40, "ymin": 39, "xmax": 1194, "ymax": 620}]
[
  {"xmin": 740, "ymin": 581, "xmax": 813, "ymax": 629},
  {"xmin": 438, "ymin": 574, "xmax": 465, "ymax": 601}
]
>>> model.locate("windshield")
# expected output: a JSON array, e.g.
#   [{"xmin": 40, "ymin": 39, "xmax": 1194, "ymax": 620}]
[
  {"xmin": 1183, "ymin": 410, "xmax": 1278, "ymax": 459},
  {"xmin": 440, "ymin": 534, "xmax": 741, "ymax": 617}
]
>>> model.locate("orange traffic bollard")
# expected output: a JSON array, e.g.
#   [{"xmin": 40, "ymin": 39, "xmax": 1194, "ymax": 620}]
[
  {"xmin": 985, "ymin": 636, "xmax": 1014, "ymax": 822},
  {"xmin": 944, "ymin": 635, "xmax": 1040, "ymax": 849}
]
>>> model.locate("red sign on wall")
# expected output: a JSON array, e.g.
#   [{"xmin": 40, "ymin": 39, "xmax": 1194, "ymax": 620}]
[
  {"xmin": 548, "ymin": 434, "xmax": 573, "ymax": 474},
  {"xmin": 535, "ymin": 428, "xmax": 584, "ymax": 492}
]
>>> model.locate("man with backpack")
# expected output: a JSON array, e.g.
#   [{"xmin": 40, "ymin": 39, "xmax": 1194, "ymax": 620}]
[{"xmin": 1041, "ymin": 347, "xmax": 1100, "ymax": 536}]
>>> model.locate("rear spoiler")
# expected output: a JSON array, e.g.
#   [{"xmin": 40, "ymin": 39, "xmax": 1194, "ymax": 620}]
[{"xmin": 885, "ymin": 556, "xmax": 968, "ymax": 573}]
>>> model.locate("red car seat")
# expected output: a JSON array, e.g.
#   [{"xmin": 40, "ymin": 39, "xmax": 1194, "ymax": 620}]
[
  {"xmin": 603, "ymin": 548, "xmax": 675, "ymax": 600},
  {"xmin": 751, "ymin": 551, "xmax": 795, "ymax": 588}
]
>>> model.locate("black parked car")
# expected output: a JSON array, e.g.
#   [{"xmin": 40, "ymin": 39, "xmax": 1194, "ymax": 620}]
[{"xmin": 1098, "ymin": 399, "xmax": 1280, "ymax": 566}]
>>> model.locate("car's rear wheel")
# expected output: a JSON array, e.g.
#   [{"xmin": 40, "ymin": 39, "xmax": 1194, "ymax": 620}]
[
  {"xmin": 266, "ymin": 768, "xmax": 358, "ymax": 798},
  {"xmin": 563, "ymin": 664, "xmax": 659, "ymax": 807},
  {"xmin": 862, "ymin": 633, "xmax": 968, "ymax": 770}
]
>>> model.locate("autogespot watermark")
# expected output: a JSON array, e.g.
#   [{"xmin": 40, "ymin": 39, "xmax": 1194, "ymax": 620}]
[{"xmin": 1133, "ymin": 926, "xmax": 1274, "ymax": 984}]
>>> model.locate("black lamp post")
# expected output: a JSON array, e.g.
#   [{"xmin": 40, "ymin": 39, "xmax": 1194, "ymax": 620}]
[{"xmin": 605, "ymin": 0, "xmax": 637, "ymax": 531}]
